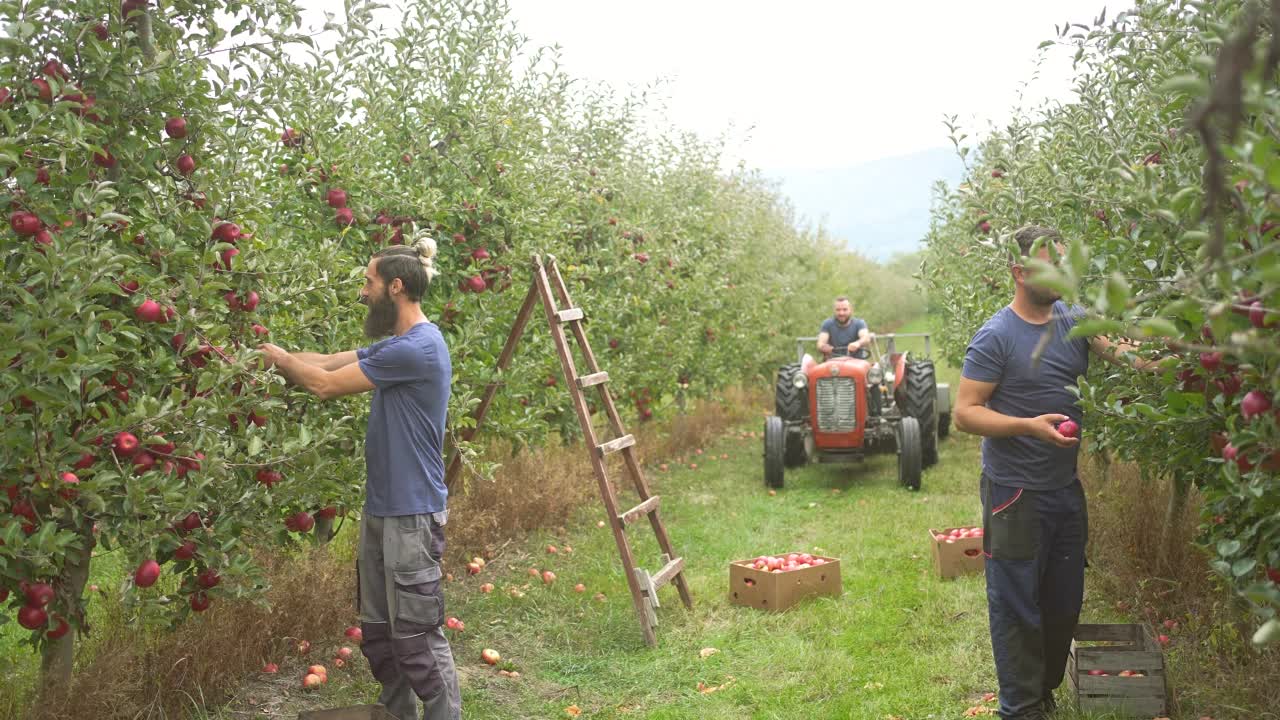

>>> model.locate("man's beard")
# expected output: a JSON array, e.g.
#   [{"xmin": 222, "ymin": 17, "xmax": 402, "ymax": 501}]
[
  {"xmin": 1025, "ymin": 284, "xmax": 1060, "ymax": 307},
  {"xmin": 363, "ymin": 289, "xmax": 400, "ymax": 339}
]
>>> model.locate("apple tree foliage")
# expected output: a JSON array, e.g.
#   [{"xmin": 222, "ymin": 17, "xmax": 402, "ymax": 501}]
[
  {"xmin": 0, "ymin": 0, "xmax": 908, "ymax": 676},
  {"xmin": 921, "ymin": 0, "xmax": 1280, "ymax": 645}
]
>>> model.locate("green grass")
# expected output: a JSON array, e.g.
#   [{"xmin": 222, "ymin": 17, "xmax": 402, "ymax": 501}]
[{"xmin": 222, "ymin": 325, "xmax": 1165, "ymax": 720}]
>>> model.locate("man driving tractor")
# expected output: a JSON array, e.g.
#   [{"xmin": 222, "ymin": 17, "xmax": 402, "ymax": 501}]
[{"xmin": 817, "ymin": 296, "xmax": 875, "ymax": 359}]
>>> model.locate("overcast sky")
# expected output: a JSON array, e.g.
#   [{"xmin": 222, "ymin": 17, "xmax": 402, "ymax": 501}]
[{"xmin": 292, "ymin": 0, "xmax": 1132, "ymax": 172}]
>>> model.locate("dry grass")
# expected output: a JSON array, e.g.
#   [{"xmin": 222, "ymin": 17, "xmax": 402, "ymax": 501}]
[
  {"xmin": 1080, "ymin": 452, "xmax": 1280, "ymax": 716},
  {"xmin": 8, "ymin": 386, "xmax": 767, "ymax": 720},
  {"xmin": 441, "ymin": 385, "xmax": 766, "ymax": 569}
]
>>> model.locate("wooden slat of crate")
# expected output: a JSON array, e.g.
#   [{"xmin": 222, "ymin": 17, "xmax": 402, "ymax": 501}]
[
  {"xmin": 1075, "ymin": 623, "xmax": 1141, "ymax": 642},
  {"xmin": 1079, "ymin": 694, "xmax": 1167, "ymax": 716},
  {"xmin": 1075, "ymin": 649, "xmax": 1164, "ymax": 672},
  {"xmin": 1078, "ymin": 674, "xmax": 1165, "ymax": 694}
]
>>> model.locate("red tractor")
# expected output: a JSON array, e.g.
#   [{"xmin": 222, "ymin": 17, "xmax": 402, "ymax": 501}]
[{"xmin": 763, "ymin": 333, "xmax": 950, "ymax": 490}]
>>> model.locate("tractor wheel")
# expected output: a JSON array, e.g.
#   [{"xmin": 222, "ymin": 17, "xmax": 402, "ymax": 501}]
[
  {"xmin": 775, "ymin": 363, "xmax": 807, "ymax": 422},
  {"xmin": 902, "ymin": 360, "xmax": 939, "ymax": 468},
  {"xmin": 783, "ymin": 427, "xmax": 807, "ymax": 468},
  {"xmin": 897, "ymin": 416, "xmax": 922, "ymax": 491},
  {"xmin": 763, "ymin": 415, "xmax": 785, "ymax": 489},
  {"xmin": 938, "ymin": 411, "xmax": 951, "ymax": 439}
]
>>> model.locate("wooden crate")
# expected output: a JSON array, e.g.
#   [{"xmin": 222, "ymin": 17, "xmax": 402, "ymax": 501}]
[{"xmin": 1066, "ymin": 624, "xmax": 1168, "ymax": 717}]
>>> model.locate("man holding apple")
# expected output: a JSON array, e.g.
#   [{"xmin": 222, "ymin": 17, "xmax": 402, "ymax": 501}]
[
  {"xmin": 954, "ymin": 225, "xmax": 1158, "ymax": 719},
  {"xmin": 259, "ymin": 237, "xmax": 460, "ymax": 720}
]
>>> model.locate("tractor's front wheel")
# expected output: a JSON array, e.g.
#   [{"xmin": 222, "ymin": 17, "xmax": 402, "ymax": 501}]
[
  {"xmin": 897, "ymin": 416, "xmax": 922, "ymax": 491},
  {"xmin": 763, "ymin": 415, "xmax": 785, "ymax": 489}
]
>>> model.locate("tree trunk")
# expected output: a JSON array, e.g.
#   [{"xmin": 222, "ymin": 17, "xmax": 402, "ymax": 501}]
[
  {"xmin": 1158, "ymin": 475, "xmax": 1190, "ymax": 571},
  {"xmin": 39, "ymin": 519, "xmax": 95, "ymax": 698},
  {"xmin": 315, "ymin": 515, "xmax": 335, "ymax": 545}
]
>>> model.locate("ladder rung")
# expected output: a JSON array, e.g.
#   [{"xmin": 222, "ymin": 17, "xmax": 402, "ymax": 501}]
[
  {"xmin": 597, "ymin": 433, "xmax": 635, "ymax": 456},
  {"xmin": 576, "ymin": 371, "xmax": 609, "ymax": 388},
  {"xmin": 556, "ymin": 308, "xmax": 584, "ymax": 323},
  {"xmin": 618, "ymin": 495, "xmax": 660, "ymax": 525},
  {"xmin": 650, "ymin": 556, "xmax": 685, "ymax": 590}
]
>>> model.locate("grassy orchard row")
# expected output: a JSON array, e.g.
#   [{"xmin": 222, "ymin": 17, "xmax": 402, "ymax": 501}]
[
  {"xmin": 920, "ymin": 0, "xmax": 1280, "ymax": 642},
  {"xmin": 2, "ymin": 0, "xmax": 918, "ymax": 691}
]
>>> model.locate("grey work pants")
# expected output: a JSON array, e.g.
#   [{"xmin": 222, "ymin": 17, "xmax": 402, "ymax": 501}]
[{"xmin": 357, "ymin": 511, "xmax": 461, "ymax": 720}]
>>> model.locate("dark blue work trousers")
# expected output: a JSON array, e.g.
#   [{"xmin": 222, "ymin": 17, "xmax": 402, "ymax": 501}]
[{"xmin": 981, "ymin": 474, "xmax": 1088, "ymax": 720}]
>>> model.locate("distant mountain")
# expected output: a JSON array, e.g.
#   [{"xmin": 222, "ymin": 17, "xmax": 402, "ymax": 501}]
[{"xmin": 765, "ymin": 147, "xmax": 967, "ymax": 261}]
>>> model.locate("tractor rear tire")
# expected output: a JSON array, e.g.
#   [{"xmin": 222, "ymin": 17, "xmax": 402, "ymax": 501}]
[
  {"xmin": 897, "ymin": 416, "xmax": 922, "ymax": 491},
  {"xmin": 903, "ymin": 360, "xmax": 939, "ymax": 468},
  {"xmin": 763, "ymin": 415, "xmax": 785, "ymax": 489},
  {"xmin": 775, "ymin": 363, "xmax": 806, "ymax": 422}
]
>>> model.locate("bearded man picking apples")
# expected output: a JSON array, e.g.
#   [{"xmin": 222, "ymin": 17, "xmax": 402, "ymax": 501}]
[
  {"xmin": 955, "ymin": 226, "xmax": 1160, "ymax": 720},
  {"xmin": 259, "ymin": 236, "xmax": 460, "ymax": 720}
]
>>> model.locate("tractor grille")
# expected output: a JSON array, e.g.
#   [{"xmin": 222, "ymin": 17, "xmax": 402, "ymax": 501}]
[{"xmin": 816, "ymin": 377, "xmax": 857, "ymax": 432}]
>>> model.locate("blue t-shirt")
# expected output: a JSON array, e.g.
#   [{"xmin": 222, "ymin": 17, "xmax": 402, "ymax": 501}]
[
  {"xmin": 357, "ymin": 322, "xmax": 452, "ymax": 516},
  {"xmin": 962, "ymin": 301, "xmax": 1089, "ymax": 491},
  {"xmin": 820, "ymin": 317, "xmax": 869, "ymax": 358}
]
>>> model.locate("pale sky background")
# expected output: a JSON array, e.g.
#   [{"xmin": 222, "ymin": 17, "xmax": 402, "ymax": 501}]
[{"xmin": 289, "ymin": 0, "xmax": 1135, "ymax": 257}]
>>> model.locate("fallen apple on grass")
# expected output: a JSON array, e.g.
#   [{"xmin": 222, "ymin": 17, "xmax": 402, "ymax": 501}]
[
  {"xmin": 481, "ymin": 648, "xmax": 501, "ymax": 666},
  {"xmin": 344, "ymin": 626, "xmax": 362, "ymax": 643}
]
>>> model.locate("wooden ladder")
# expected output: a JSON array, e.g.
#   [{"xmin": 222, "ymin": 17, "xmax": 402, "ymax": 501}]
[{"xmin": 442, "ymin": 255, "xmax": 693, "ymax": 646}]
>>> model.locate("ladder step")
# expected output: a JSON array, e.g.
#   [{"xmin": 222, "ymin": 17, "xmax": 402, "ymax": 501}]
[
  {"xmin": 618, "ymin": 495, "xmax": 660, "ymax": 525},
  {"xmin": 556, "ymin": 307, "xmax": 584, "ymax": 323},
  {"xmin": 597, "ymin": 433, "xmax": 636, "ymax": 456},
  {"xmin": 576, "ymin": 371, "xmax": 609, "ymax": 388},
  {"xmin": 650, "ymin": 556, "xmax": 685, "ymax": 591}
]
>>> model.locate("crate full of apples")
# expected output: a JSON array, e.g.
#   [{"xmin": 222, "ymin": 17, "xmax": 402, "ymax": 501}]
[
  {"xmin": 728, "ymin": 552, "xmax": 841, "ymax": 612},
  {"xmin": 929, "ymin": 526, "xmax": 985, "ymax": 579},
  {"xmin": 1066, "ymin": 624, "xmax": 1169, "ymax": 716}
]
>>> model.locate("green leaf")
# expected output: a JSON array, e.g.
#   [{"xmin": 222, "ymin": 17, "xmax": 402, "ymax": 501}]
[
  {"xmin": 1159, "ymin": 73, "xmax": 1208, "ymax": 96},
  {"xmin": 1138, "ymin": 318, "xmax": 1180, "ymax": 338},
  {"xmin": 1104, "ymin": 273, "xmax": 1130, "ymax": 314},
  {"xmin": 1218, "ymin": 539, "xmax": 1243, "ymax": 557},
  {"xmin": 1232, "ymin": 558, "xmax": 1257, "ymax": 577}
]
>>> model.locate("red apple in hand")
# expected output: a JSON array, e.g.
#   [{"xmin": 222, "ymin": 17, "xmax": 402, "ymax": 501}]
[{"xmin": 1057, "ymin": 420, "xmax": 1079, "ymax": 439}]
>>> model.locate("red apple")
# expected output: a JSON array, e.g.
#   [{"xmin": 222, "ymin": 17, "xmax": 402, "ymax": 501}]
[
  {"xmin": 1242, "ymin": 390, "xmax": 1272, "ymax": 420},
  {"xmin": 344, "ymin": 626, "xmax": 363, "ymax": 643},
  {"xmin": 335, "ymin": 207, "xmax": 354, "ymax": 227},
  {"xmin": 92, "ymin": 149, "xmax": 116, "ymax": 168},
  {"xmin": 46, "ymin": 615, "xmax": 70, "ymax": 639},
  {"xmin": 113, "ymin": 431, "xmax": 139, "ymax": 457},
  {"xmin": 471, "ymin": 247, "xmax": 490, "ymax": 261},
  {"xmin": 241, "ymin": 290, "xmax": 260, "ymax": 312},
  {"xmin": 481, "ymin": 648, "xmax": 500, "ymax": 665},
  {"xmin": 542, "ymin": 570, "xmax": 556, "ymax": 585},
  {"xmin": 480, "ymin": 583, "xmax": 494, "ymax": 593},
  {"xmin": 302, "ymin": 673, "xmax": 322, "ymax": 689},
  {"xmin": 1157, "ymin": 634, "xmax": 1170, "ymax": 647},
  {"xmin": 134, "ymin": 298, "xmax": 164, "ymax": 323},
  {"xmin": 248, "ymin": 411, "xmax": 267, "ymax": 427},
  {"xmin": 1248, "ymin": 301, "xmax": 1273, "ymax": 329},
  {"xmin": 164, "ymin": 116, "xmax": 187, "ymax": 139},
  {"xmin": 251, "ymin": 323, "xmax": 269, "ymax": 338},
  {"xmin": 1057, "ymin": 420, "xmax": 1079, "ymax": 439},
  {"xmin": 212, "ymin": 221, "xmax": 241, "ymax": 243},
  {"xmin": 281, "ymin": 127, "xmax": 303, "ymax": 147},
  {"xmin": 1199, "ymin": 352, "xmax": 1222, "ymax": 372},
  {"xmin": 190, "ymin": 591, "xmax": 211, "ymax": 612},
  {"xmin": 21, "ymin": 581, "xmax": 55, "ymax": 607},
  {"xmin": 326, "ymin": 188, "xmax": 348, "ymax": 208},
  {"xmin": 134, "ymin": 559, "xmax": 161, "ymax": 588},
  {"xmin": 979, "ymin": 221, "xmax": 991, "ymax": 233},
  {"xmin": 10, "ymin": 211, "xmax": 42, "ymax": 236},
  {"xmin": 262, "ymin": 662, "xmax": 279, "ymax": 673},
  {"xmin": 547, "ymin": 544, "xmax": 558, "ymax": 554},
  {"xmin": 574, "ymin": 583, "xmax": 585, "ymax": 593},
  {"xmin": 196, "ymin": 568, "xmax": 220, "ymax": 589},
  {"xmin": 175, "ymin": 153, "xmax": 195, "ymax": 175},
  {"xmin": 174, "ymin": 541, "xmax": 197, "ymax": 560},
  {"xmin": 31, "ymin": 77, "xmax": 52, "ymax": 102},
  {"xmin": 337, "ymin": 646, "xmax": 354, "ymax": 660},
  {"xmin": 316, "ymin": 505, "xmax": 337, "ymax": 520},
  {"xmin": 466, "ymin": 562, "xmax": 482, "ymax": 575},
  {"xmin": 17, "ymin": 605, "xmax": 48, "ymax": 630}
]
